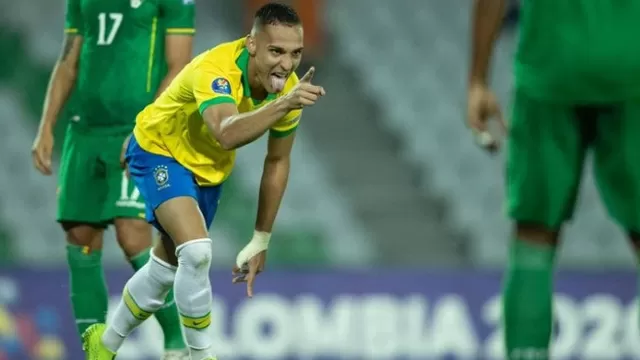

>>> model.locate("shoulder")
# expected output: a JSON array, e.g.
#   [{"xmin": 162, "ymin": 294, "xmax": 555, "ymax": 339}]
[
  {"xmin": 193, "ymin": 50, "xmax": 241, "ymax": 85},
  {"xmin": 190, "ymin": 42, "xmax": 246, "ymax": 99},
  {"xmin": 195, "ymin": 40, "xmax": 244, "ymax": 79}
]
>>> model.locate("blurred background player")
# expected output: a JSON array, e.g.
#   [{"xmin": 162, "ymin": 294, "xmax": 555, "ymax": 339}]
[
  {"xmin": 30, "ymin": 0, "xmax": 195, "ymax": 358},
  {"xmin": 468, "ymin": 0, "xmax": 640, "ymax": 358},
  {"xmin": 81, "ymin": 3, "xmax": 325, "ymax": 359}
]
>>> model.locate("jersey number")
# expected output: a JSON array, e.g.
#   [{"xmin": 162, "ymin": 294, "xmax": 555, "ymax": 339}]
[
  {"xmin": 97, "ymin": 12, "xmax": 123, "ymax": 46},
  {"xmin": 120, "ymin": 172, "xmax": 141, "ymax": 203}
]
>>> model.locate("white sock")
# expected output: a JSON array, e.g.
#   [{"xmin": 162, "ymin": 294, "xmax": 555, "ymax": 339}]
[
  {"xmin": 101, "ymin": 250, "xmax": 176, "ymax": 352},
  {"xmin": 174, "ymin": 238, "xmax": 215, "ymax": 359}
]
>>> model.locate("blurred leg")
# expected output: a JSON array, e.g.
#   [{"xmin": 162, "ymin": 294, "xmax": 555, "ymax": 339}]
[
  {"xmin": 503, "ymin": 91, "xmax": 587, "ymax": 359},
  {"xmin": 593, "ymin": 101, "xmax": 640, "ymax": 332}
]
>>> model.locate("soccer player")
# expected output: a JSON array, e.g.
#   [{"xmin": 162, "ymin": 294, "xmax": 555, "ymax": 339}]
[
  {"xmin": 469, "ymin": 0, "xmax": 640, "ymax": 359},
  {"xmin": 31, "ymin": 0, "xmax": 195, "ymax": 358},
  {"xmin": 81, "ymin": 3, "xmax": 324, "ymax": 359}
]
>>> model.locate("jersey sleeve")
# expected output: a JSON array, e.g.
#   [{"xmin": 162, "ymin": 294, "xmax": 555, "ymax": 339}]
[
  {"xmin": 270, "ymin": 73, "xmax": 302, "ymax": 137},
  {"xmin": 193, "ymin": 61, "xmax": 239, "ymax": 115},
  {"xmin": 64, "ymin": 0, "xmax": 82, "ymax": 34},
  {"xmin": 270, "ymin": 109, "xmax": 301, "ymax": 137},
  {"xmin": 159, "ymin": 0, "xmax": 196, "ymax": 36}
]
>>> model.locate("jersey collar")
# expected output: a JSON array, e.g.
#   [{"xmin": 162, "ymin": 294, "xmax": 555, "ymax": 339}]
[{"xmin": 236, "ymin": 48, "xmax": 277, "ymax": 105}]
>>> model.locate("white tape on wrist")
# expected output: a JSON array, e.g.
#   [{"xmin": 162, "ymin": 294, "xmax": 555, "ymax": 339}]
[{"xmin": 235, "ymin": 231, "xmax": 271, "ymax": 268}]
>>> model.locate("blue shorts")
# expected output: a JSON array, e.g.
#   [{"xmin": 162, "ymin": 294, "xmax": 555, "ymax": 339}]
[{"xmin": 125, "ymin": 135, "xmax": 223, "ymax": 233}]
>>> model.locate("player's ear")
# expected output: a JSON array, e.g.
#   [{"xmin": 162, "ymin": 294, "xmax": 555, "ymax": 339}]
[{"xmin": 246, "ymin": 34, "xmax": 257, "ymax": 56}]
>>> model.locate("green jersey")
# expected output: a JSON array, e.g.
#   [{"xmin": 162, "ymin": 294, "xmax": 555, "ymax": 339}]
[
  {"xmin": 514, "ymin": 0, "xmax": 640, "ymax": 103},
  {"xmin": 65, "ymin": 0, "xmax": 195, "ymax": 132}
]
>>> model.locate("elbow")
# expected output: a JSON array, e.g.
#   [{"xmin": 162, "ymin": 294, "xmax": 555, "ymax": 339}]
[
  {"xmin": 262, "ymin": 155, "xmax": 290, "ymax": 186},
  {"xmin": 218, "ymin": 139, "xmax": 237, "ymax": 151},
  {"xmin": 264, "ymin": 154, "xmax": 290, "ymax": 168},
  {"xmin": 216, "ymin": 132, "xmax": 240, "ymax": 151},
  {"xmin": 207, "ymin": 119, "xmax": 239, "ymax": 151}
]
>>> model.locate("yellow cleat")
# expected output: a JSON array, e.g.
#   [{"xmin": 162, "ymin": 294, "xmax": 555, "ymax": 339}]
[{"xmin": 81, "ymin": 323, "xmax": 116, "ymax": 360}]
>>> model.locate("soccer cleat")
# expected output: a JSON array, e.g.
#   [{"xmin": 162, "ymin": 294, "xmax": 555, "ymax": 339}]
[
  {"xmin": 82, "ymin": 323, "xmax": 116, "ymax": 360},
  {"xmin": 161, "ymin": 350, "xmax": 190, "ymax": 360}
]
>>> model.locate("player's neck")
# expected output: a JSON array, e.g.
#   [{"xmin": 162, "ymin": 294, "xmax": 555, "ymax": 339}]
[{"xmin": 247, "ymin": 58, "xmax": 268, "ymax": 101}]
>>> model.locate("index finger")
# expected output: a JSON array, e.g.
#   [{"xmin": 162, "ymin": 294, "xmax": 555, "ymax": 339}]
[
  {"xmin": 245, "ymin": 262, "xmax": 260, "ymax": 298},
  {"xmin": 299, "ymin": 66, "xmax": 315, "ymax": 83}
]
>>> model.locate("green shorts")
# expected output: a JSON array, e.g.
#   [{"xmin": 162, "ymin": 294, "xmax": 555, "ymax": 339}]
[
  {"xmin": 57, "ymin": 125, "xmax": 145, "ymax": 225},
  {"xmin": 507, "ymin": 90, "xmax": 640, "ymax": 231}
]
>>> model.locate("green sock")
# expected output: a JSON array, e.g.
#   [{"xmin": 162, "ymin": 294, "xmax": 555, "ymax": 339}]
[
  {"xmin": 66, "ymin": 245, "xmax": 109, "ymax": 338},
  {"xmin": 129, "ymin": 248, "xmax": 186, "ymax": 350},
  {"xmin": 502, "ymin": 239, "xmax": 555, "ymax": 360}
]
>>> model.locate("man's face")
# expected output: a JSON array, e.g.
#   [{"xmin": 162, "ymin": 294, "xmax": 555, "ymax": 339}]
[{"xmin": 252, "ymin": 24, "xmax": 304, "ymax": 93}]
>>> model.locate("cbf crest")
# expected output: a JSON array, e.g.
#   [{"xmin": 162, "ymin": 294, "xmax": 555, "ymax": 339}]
[
  {"xmin": 154, "ymin": 165, "xmax": 169, "ymax": 189},
  {"xmin": 131, "ymin": 0, "xmax": 143, "ymax": 9}
]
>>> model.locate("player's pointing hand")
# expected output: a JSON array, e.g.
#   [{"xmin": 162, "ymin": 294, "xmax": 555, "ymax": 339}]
[
  {"xmin": 32, "ymin": 129, "xmax": 54, "ymax": 175},
  {"xmin": 283, "ymin": 66, "xmax": 325, "ymax": 110}
]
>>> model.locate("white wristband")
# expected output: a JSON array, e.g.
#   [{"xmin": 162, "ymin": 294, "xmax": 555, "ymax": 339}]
[{"xmin": 235, "ymin": 231, "xmax": 271, "ymax": 268}]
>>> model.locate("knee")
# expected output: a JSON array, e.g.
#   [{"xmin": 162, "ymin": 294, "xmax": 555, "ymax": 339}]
[
  {"xmin": 176, "ymin": 239, "xmax": 212, "ymax": 270},
  {"xmin": 115, "ymin": 219, "xmax": 153, "ymax": 257},
  {"xmin": 515, "ymin": 222, "xmax": 560, "ymax": 247},
  {"xmin": 628, "ymin": 230, "xmax": 640, "ymax": 251},
  {"xmin": 62, "ymin": 222, "xmax": 104, "ymax": 250},
  {"xmin": 509, "ymin": 223, "xmax": 558, "ymax": 269}
]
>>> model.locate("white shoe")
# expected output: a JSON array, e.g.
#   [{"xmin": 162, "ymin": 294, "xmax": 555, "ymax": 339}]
[{"xmin": 161, "ymin": 350, "xmax": 190, "ymax": 360}]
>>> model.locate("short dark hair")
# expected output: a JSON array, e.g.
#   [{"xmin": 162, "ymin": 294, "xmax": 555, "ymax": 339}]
[{"xmin": 253, "ymin": 2, "xmax": 301, "ymax": 29}]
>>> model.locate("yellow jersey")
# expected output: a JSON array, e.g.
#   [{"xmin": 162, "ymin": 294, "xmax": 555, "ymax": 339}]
[{"xmin": 133, "ymin": 38, "xmax": 301, "ymax": 186}]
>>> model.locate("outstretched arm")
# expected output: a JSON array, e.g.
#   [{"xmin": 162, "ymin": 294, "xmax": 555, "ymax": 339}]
[
  {"xmin": 201, "ymin": 100, "xmax": 290, "ymax": 151},
  {"xmin": 469, "ymin": 0, "xmax": 507, "ymax": 85}
]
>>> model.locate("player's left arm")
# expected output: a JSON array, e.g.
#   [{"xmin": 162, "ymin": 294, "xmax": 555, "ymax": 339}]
[
  {"xmin": 254, "ymin": 120, "xmax": 299, "ymax": 234},
  {"xmin": 232, "ymin": 118, "xmax": 299, "ymax": 298},
  {"xmin": 156, "ymin": 0, "xmax": 195, "ymax": 97}
]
